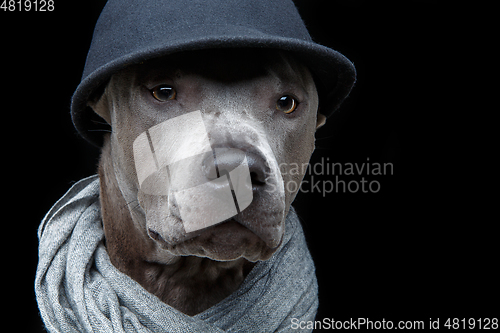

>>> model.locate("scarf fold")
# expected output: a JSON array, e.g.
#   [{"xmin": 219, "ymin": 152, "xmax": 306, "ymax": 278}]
[{"xmin": 35, "ymin": 175, "xmax": 318, "ymax": 332}]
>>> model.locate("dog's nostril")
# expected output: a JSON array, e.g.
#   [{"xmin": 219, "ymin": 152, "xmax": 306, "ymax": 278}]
[
  {"xmin": 246, "ymin": 153, "xmax": 268, "ymax": 187},
  {"xmin": 148, "ymin": 228, "xmax": 167, "ymax": 243},
  {"xmin": 250, "ymin": 171, "xmax": 266, "ymax": 186}
]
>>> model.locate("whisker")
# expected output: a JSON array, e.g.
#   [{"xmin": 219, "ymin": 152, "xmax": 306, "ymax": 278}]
[
  {"xmin": 121, "ymin": 199, "xmax": 139, "ymax": 210},
  {"xmin": 88, "ymin": 129, "xmax": 113, "ymax": 133},
  {"xmin": 315, "ymin": 135, "xmax": 335, "ymax": 141},
  {"xmin": 91, "ymin": 120, "xmax": 110, "ymax": 125}
]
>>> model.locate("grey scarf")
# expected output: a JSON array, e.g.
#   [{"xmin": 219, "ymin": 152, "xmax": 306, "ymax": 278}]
[{"xmin": 35, "ymin": 175, "xmax": 318, "ymax": 332}]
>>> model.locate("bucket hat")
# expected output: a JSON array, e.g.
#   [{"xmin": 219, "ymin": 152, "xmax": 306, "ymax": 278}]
[{"xmin": 71, "ymin": 0, "xmax": 356, "ymax": 146}]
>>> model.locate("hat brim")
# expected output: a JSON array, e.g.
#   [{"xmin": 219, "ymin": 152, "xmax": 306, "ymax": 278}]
[{"xmin": 71, "ymin": 26, "xmax": 356, "ymax": 146}]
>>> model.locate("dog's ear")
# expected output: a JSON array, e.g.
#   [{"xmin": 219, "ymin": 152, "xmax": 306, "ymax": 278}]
[
  {"xmin": 316, "ymin": 113, "xmax": 326, "ymax": 129},
  {"xmin": 87, "ymin": 89, "xmax": 111, "ymax": 125}
]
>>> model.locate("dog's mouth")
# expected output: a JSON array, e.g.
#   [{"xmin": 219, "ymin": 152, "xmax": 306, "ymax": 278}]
[{"xmin": 148, "ymin": 216, "xmax": 282, "ymax": 262}]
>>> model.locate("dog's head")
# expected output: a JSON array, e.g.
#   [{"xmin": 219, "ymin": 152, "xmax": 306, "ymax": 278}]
[{"xmin": 90, "ymin": 49, "xmax": 324, "ymax": 263}]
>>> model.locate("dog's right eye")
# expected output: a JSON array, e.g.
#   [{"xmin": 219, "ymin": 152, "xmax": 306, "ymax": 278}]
[
  {"xmin": 150, "ymin": 84, "xmax": 177, "ymax": 102},
  {"xmin": 276, "ymin": 95, "xmax": 298, "ymax": 114}
]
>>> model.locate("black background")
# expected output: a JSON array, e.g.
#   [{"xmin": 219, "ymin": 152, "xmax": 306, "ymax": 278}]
[{"xmin": 2, "ymin": 1, "xmax": 496, "ymax": 331}]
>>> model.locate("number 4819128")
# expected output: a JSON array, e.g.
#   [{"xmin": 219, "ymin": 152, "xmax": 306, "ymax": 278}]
[{"xmin": 1, "ymin": 0, "xmax": 55, "ymax": 11}]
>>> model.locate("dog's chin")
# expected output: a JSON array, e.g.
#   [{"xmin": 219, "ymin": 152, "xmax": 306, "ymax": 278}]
[{"xmin": 154, "ymin": 220, "xmax": 280, "ymax": 262}]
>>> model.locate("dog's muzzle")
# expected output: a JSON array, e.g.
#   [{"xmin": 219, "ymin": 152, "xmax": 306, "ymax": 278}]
[{"xmin": 132, "ymin": 110, "xmax": 282, "ymax": 240}]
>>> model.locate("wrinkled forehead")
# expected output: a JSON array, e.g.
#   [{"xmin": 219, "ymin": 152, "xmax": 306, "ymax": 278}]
[{"xmin": 126, "ymin": 48, "xmax": 316, "ymax": 89}]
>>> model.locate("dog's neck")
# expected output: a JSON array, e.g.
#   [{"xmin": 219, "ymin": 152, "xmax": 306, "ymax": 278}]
[{"xmin": 98, "ymin": 134, "xmax": 254, "ymax": 315}]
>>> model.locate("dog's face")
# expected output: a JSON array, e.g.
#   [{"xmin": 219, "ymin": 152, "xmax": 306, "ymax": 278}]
[{"xmin": 91, "ymin": 49, "xmax": 323, "ymax": 263}]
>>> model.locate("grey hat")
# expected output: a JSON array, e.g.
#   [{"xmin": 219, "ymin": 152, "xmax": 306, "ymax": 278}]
[{"xmin": 71, "ymin": 0, "xmax": 356, "ymax": 146}]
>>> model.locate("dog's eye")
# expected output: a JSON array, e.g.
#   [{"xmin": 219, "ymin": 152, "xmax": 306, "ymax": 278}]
[
  {"xmin": 276, "ymin": 95, "xmax": 298, "ymax": 114},
  {"xmin": 151, "ymin": 84, "xmax": 177, "ymax": 102}
]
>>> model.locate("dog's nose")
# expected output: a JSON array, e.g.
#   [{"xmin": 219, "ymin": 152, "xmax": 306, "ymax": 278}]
[{"xmin": 202, "ymin": 149, "xmax": 267, "ymax": 189}]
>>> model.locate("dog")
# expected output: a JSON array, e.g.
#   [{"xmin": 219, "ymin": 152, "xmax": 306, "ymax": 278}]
[{"xmin": 90, "ymin": 48, "xmax": 325, "ymax": 315}]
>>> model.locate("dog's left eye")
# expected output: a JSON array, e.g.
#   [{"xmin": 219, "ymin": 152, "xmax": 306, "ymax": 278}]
[
  {"xmin": 276, "ymin": 95, "xmax": 298, "ymax": 114},
  {"xmin": 151, "ymin": 84, "xmax": 177, "ymax": 102}
]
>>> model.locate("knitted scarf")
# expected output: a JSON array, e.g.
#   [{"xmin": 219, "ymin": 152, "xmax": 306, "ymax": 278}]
[{"xmin": 35, "ymin": 175, "xmax": 318, "ymax": 332}]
